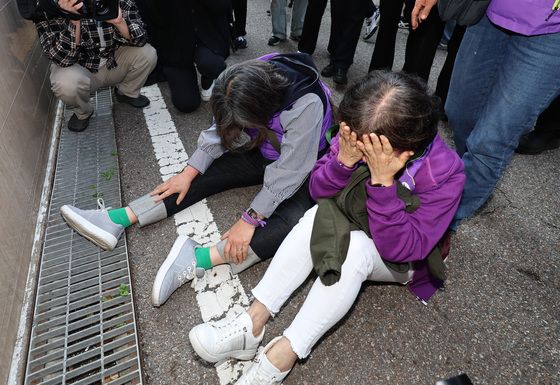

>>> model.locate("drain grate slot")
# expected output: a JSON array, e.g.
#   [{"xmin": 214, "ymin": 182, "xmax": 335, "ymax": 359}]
[{"xmin": 25, "ymin": 89, "xmax": 142, "ymax": 385}]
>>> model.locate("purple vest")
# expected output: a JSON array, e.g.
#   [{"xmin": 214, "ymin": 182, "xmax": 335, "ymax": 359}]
[{"xmin": 245, "ymin": 53, "xmax": 334, "ymax": 161}]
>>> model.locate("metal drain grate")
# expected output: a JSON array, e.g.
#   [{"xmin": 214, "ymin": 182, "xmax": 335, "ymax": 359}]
[{"xmin": 25, "ymin": 89, "xmax": 143, "ymax": 385}]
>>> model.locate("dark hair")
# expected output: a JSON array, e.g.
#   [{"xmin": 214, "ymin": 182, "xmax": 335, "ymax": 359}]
[
  {"xmin": 210, "ymin": 60, "xmax": 292, "ymax": 150},
  {"xmin": 338, "ymin": 71, "xmax": 440, "ymax": 154}
]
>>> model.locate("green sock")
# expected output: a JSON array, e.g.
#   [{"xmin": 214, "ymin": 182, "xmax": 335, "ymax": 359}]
[
  {"xmin": 108, "ymin": 208, "xmax": 132, "ymax": 228},
  {"xmin": 195, "ymin": 247, "xmax": 213, "ymax": 270}
]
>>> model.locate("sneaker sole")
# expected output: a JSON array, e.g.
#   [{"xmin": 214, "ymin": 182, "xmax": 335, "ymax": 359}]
[
  {"xmin": 188, "ymin": 327, "xmax": 257, "ymax": 363},
  {"xmin": 60, "ymin": 205, "xmax": 118, "ymax": 251},
  {"xmin": 151, "ymin": 235, "xmax": 190, "ymax": 307}
]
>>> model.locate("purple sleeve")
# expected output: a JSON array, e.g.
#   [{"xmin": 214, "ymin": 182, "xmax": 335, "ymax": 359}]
[
  {"xmin": 309, "ymin": 137, "xmax": 356, "ymax": 200},
  {"xmin": 365, "ymin": 159, "xmax": 465, "ymax": 263}
]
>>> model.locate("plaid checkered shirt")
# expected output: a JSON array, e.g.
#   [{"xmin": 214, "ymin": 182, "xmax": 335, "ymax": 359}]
[{"xmin": 35, "ymin": 0, "xmax": 147, "ymax": 72}]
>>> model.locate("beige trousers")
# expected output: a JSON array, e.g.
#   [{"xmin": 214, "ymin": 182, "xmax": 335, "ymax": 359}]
[{"xmin": 50, "ymin": 44, "xmax": 157, "ymax": 119}]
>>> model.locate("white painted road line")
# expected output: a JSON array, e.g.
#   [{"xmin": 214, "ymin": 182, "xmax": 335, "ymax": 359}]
[{"xmin": 140, "ymin": 85, "xmax": 252, "ymax": 384}]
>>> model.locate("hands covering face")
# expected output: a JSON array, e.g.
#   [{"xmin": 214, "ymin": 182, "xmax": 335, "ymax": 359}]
[{"xmin": 337, "ymin": 122, "xmax": 414, "ymax": 186}]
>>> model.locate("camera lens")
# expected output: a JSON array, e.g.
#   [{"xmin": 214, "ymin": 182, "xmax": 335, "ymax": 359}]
[{"xmin": 95, "ymin": 0, "xmax": 109, "ymax": 15}]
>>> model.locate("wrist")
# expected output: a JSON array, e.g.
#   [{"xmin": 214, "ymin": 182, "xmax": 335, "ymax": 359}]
[
  {"xmin": 370, "ymin": 178, "xmax": 394, "ymax": 187},
  {"xmin": 182, "ymin": 165, "xmax": 199, "ymax": 180},
  {"xmin": 336, "ymin": 154, "xmax": 357, "ymax": 169},
  {"xmin": 241, "ymin": 209, "xmax": 267, "ymax": 227}
]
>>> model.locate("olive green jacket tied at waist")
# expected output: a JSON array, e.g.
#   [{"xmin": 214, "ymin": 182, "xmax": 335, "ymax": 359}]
[{"xmin": 310, "ymin": 165, "xmax": 446, "ymax": 287}]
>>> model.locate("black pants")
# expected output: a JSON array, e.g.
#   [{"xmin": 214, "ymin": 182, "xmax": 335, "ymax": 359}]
[
  {"xmin": 162, "ymin": 149, "xmax": 317, "ymax": 260},
  {"xmin": 163, "ymin": 43, "xmax": 226, "ymax": 113},
  {"xmin": 435, "ymin": 25, "xmax": 466, "ymax": 107},
  {"xmin": 298, "ymin": 0, "xmax": 329, "ymax": 55},
  {"xmin": 232, "ymin": 0, "xmax": 247, "ymax": 37},
  {"xmin": 369, "ymin": 0, "xmax": 444, "ymax": 80},
  {"xmin": 298, "ymin": 0, "xmax": 370, "ymax": 69},
  {"xmin": 329, "ymin": 0, "xmax": 371, "ymax": 69}
]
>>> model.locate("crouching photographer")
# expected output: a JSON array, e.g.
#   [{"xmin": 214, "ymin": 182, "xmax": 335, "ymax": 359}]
[{"xmin": 35, "ymin": 0, "xmax": 157, "ymax": 131}]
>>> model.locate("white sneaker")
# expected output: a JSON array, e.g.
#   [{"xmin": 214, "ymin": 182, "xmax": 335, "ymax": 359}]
[
  {"xmin": 200, "ymin": 80, "xmax": 215, "ymax": 102},
  {"xmin": 363, "ymin": 7, "xmax": 380, "ymax": 40},
  {"xmin": 189, "ymin": 312, "xmax": 264, "ymax": 363},
  {"xmin": 151, "ymin": 236, "xmax": 205, "ymax": 307},
  {"xmin": 236, "ymin": 336, "xmax": 291, "ymax": 385}
]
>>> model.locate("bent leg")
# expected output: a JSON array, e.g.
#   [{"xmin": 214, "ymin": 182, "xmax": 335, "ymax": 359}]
[
  {"xmin": 50, "ymin": 63, "xmax": 93, "ymax": 119},
  {"xmin": 283, "ymin": 230, "xmax": 412, "ymax": 358},
  {"xmin": 103, "ymin": 44, "xmax": 158, "ymax": 98},
  {"xmin": 251, "ymin": 205, "xmax": 318, "ymax": 314},
  {"xmin": 162, "ymin": 65, "xmax": 201, "ymax": 113}
]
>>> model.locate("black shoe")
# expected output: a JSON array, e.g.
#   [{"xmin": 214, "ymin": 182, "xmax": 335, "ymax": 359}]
[
  {"xmin": 115, "ymin": 88, "xmax": 150, "ymax": 108},
  {"xmin": 333, "ymin": 67, "xmax": 348, "ymax": 85},
  {"xmin": 68, "ymin": 112, "xmax": 93, "ymax": 132},
  {"xmin": 515, "ymin": 126, "xmax": 560, "ymax": 155},
  {"xmin": 321, "ymin": 63, "xmax": 336, "ymax": 78},
  {"xmin": 234, "ymin": 36, "xmax": 248, "ymax": 49},
  {"xmin": 289, "ymin": 34, "xmax": 301, "ymax": 42},
  {"xmin": 267, "ymin": 36, "xmax": 284, "ymax": 46}
]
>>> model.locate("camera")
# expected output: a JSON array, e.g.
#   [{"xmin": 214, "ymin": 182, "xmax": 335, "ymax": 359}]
[
  {"xmin": 79, "ymin": 0, "xmax": 119, "ymax": 21},
  {"xmin": 46, "ymin": 0, "xmax": 119, "ymax": 21}
]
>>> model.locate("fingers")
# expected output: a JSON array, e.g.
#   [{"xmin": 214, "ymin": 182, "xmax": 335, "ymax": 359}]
[
  {"xmin": 397, "ymin": 150, "xmax": 414, "ymax": 166},
  {"xmin": 150, "ymin": 182, "xmax": 166, "ymax": 196},
  {"xmin": 220, "ymin": 231, "xmax": 230, "ymax": 241},
  {"xmin": 411, "ymin": 4, "xmax": 422, "ymax": 29},
  {"xmin": 339, "ymin": 122, "xmax": 351, "ymax": 141},
  {"xmin": 379, "ymin": 135, "xmax": 393, "ymax": 155},
  {"xmin": 153, "ymin": 189, "xmax": 173, "ymax": 202},
  {"xmin": 176, "ymin": 190, "xmax": 186, "ymax": 205}
]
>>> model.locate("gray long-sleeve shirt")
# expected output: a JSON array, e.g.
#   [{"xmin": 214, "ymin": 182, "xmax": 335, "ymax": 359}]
[{"xmin": 187, "ymin": 93, "xmax": 324, "ymax": 218}]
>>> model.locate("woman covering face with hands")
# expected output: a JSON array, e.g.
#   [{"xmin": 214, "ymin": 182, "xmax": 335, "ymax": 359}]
[{"xmin": 188, "ymin": 71, "xmax": 466, "ymax": 385}]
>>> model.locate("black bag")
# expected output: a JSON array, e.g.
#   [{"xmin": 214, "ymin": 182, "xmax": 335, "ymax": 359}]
[{"xmin": 438, "ymin": 0, "xmax": 489, "ymax": 26}]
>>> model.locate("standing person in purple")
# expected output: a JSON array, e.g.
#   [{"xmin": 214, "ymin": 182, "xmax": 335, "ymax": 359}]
[
  {"xmin": 412, "ymin": 0, "xmax": 560, "ymax": 229},
  {"xmin": 59, "ymin": 53, "xmax": 334, "ymax": 307},
  {"xmin": 187, "ymin": 71, "xmax": 465, "ymax": 384}
]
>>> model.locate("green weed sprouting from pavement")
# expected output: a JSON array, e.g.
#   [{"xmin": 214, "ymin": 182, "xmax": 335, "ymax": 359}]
[
  {"xmin": 100, "ymin": 167, "xmax": 116, "ymax": 181},
  {"xmin": 119, "ymin": 284, "xmax": 130, "ymax": 297}
]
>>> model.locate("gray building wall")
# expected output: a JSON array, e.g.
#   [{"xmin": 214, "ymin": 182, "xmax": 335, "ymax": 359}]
[{"xmin": 0, "ymin": 2, "xmax": 54, "ymax": 383}]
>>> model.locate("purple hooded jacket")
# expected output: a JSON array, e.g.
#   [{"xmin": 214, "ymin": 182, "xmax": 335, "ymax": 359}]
[{"xmin": 309, "ymin": 134, "xmax": 466, "ymax": 302}]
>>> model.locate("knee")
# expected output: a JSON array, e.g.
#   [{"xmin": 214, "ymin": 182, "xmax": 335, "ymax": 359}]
[
  {"xmin": 132, "ymin": 44, "xmax": 158, "ymax": 72},
  {"xmin": 171, "ymin": 90, "xmax": 200, "ymax": 113},
  {"xmin": 342, "ymin": 231, "xmax": 375, "ymax": 277},
  {"xmin": 141, "ymin": 44, "xmax": 158, "ymax": 72},
  {"xmin": 195, "ymin": 51, "xmax": 226, "ymax": 78},
  {"xmin": 50, "ymin": 67, "xmax": 90, "ymax": 100}
]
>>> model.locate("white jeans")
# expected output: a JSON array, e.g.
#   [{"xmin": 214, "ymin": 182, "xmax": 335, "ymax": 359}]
[{"xmin": 252, "ymin": 205, "xmax": 413, "ymax": 359}]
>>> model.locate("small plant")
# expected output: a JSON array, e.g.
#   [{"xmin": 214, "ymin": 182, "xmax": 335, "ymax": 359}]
[
  {"xmin": 92, "ymin": 191, "xmax": 104, "ymax": 198},
  {"xmin": 118, "ymin": 283, "xmax": 130, "ymax": 297},
  {"xmin": 100, "ymin": 168, "xmax": 116, "ymax": 181},
  {"xmin": 111, "ymin": 150, "xmax": 118, "ymax": 157}
]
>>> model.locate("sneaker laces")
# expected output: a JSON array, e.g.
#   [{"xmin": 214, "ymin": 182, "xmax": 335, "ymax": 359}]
[
  {"xmin": 212, "ymin": 315, "xmax": 250, "ymax": 344},
  {"xmin": 177, "ymin": 260, "xmax": 196, "ymax": 285},
  {"xmin": 242, "ymin": 359, "xmax": 281, "ymax": 385},
  {"xmin": 97, "ymin": 198, "xmax": 112, "ymax": 212}
]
